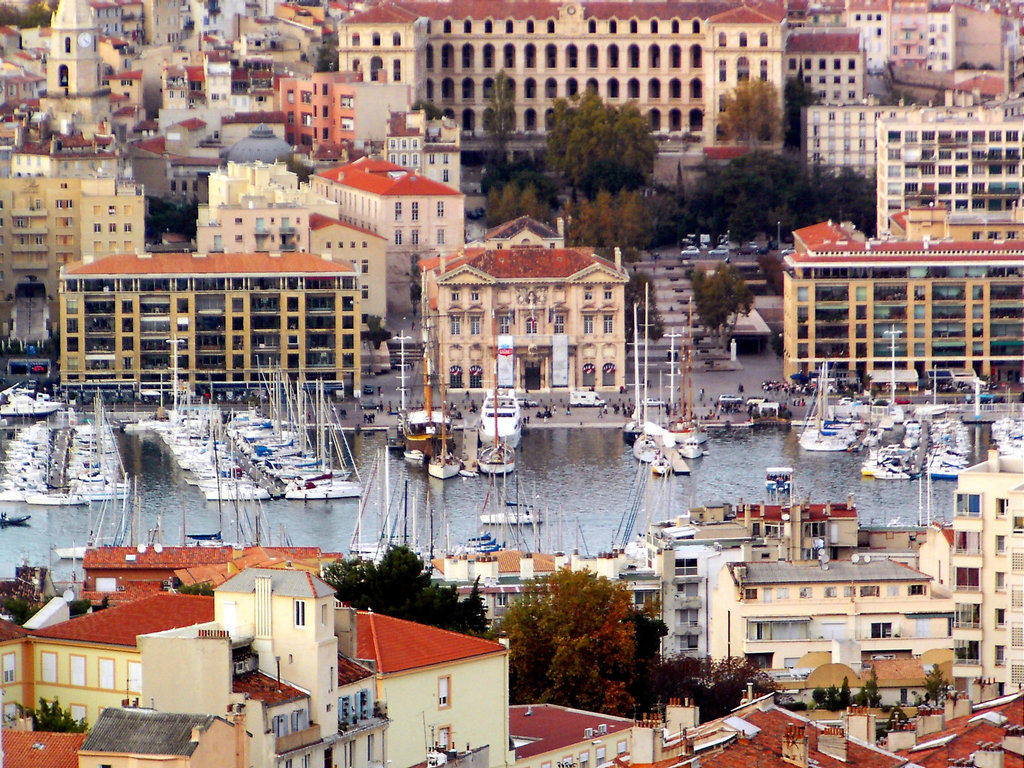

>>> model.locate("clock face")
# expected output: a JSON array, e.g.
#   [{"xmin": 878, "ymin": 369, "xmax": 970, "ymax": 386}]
[{"xmin": 78, "ymin": 32, "xmax": 92, "ymax": 48}]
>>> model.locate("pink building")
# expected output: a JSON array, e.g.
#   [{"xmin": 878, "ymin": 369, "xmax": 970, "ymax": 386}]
[
  {"xmin": 890, "ymin": 0, "xmax": 928, "ymax": 70},
  {"xmin": 278, "ymin": 70, "xmax": 361, "ymax": 149}
]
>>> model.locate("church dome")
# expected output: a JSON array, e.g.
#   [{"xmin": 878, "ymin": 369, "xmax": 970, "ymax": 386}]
[{"xmin": 221, "ymin": 124, "xmax": 291, "ymax": 164}]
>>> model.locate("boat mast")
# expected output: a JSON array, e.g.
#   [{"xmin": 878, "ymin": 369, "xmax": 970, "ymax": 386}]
[
  {"xmin": 642, "ymin": 282, "xmax": 650, "ymax": 426},
  {"xmin": 632, "ymin": 303, "xmax": 640, "ymax": 418}
]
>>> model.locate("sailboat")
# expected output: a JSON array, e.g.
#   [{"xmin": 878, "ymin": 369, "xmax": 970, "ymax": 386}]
[
  {"xmin": 284, "ymin": 381, "xmax": 362, "ymax": 499},
  {"xmin": 632, "ymin": 283, "xmax": 662, "ymax": 464},
  {"xmin": 428, "ymin": 354, "xmax": 462, "ymax": 480},
  {"xmin": 667, "ymin": 297, "xmax": 706, "ymax": 458},
  {"xmin": 401, "ymin": 315, "xmax": 450, "ymax": 460},
  {"xmin": 479, "ymin": 312, "xmax": 516, "ymax": 475},
  {"xmin": 798, "ymin": 363, "xmax": 857, "ymax": 452}
]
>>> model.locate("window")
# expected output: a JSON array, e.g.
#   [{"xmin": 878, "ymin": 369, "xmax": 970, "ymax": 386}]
[
  {"xmin": 450, "ymin": 315, "xmax": 461, "ymax": 335},
  {"xmin": 394, "ymin": 202, "xmax": 402, "ymax": 221},
  {"xmin": 859, "ymin": 585, "xmax": 880, "ymax": 597},
  {"xmin": 70, "ymin": 705, "xmax": 86, "ymax": 724},
  {"xmin": 71, "ymin": 655, "xmax": 86, "ymax": 686},
  {"xmin": 870, "ymin": 622, "xmax": 893, "ymax": 638},
  {"xmin": 41, "ymin": 652, "xmax": 57, "ymax": 683},
  {"xmin": 395, "ymin": 231, "xmax": 403, "ymax": 245},
  {"xmin": 799, "ymin": 587, "xmax": 812, "ymax": 599},
  {"xmin": 955, "ymin": 493, "xmax": 981, "ymax": 517},
  {"xmin": 294, "ymin": 599, "xmax": 307, "ymax": 627},
  {"xmin": 583, "ymin": 316, "xmax": 594, "ymax": 334},
  {"xmin": 439, "ymin": 675, "xmax": 451, "ymax": 708},
  {"xmin": 437, "ymin": 230, "xmax": 445, "ymax": 245},
  {"xmin": 2, "ymin": 653, "xmax": 15, "ymax": 683},
  {"xmin": 824, "ymin": 587, "xmax": 837, "ymax": 598},
  {"xmin": 554, "ymin": 314, "xmax": 565, "ymax": 334},
  {"xmin": 99, "ymin": 658, "xmax": 115, "ymax": 689},
  {"xmin": 603, "ymin": 314, "xmax": 613, "ymax": 334},
  {"xmin": 128, "ymin": 661, "xmax": 142, "ymax": 692},
  {"xmin": 411, "ymin": 202, "xmax": 419, "ymax": 221},
  {"xmin": 744, "ymin": 588, "xmax": 758, "ymax": 600},
  {"xmin": 526, "ymin": 316, "xmax": 537, "ymax": 334},
  {"xmin": 908, "ymin": 584, "xmax": 925, "ymax": 595},
  {"xmin": 436, "ymin": 201, "xmax": 445, "ymax": 217}
]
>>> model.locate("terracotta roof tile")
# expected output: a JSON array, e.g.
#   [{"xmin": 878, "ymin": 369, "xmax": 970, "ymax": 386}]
[
  {"xmin": 308, "ymin": 212, "xmax": 385, "ymax": 239},
  {"xmin": 337, "ymin": 653, "xmax": 374, "ymax": 685},
  {"xmin": 31, "ymin": 593, "xmax": 214, "ymax": 647},
  {"xmin": 896, "ymin": 694, "xmax": 1024, "ymax": 768},
  {"xmin": 786, "ymin": 30, "xmax": 861, "ymax": 53},
  {"xmin": 1, "ymin": 730, "xmax": 86, "ymax": 768},
  {"xmin": 0, "ymin": 616, "xmax": 26, "ymax": 641},
  {"xmin": 84, "ymin": 545, "xmax": 236, "ymax": 570},
  {"xmin": 176, "ymin": 117, "xmax": 207, "ymax": 131},
  {"xmin": 708, "ymin": 4, "xmax": 785, "ymax": 23},
  {"xmin": 66, "ymin": 251, "xmax": 355, "ymax": 276},
  {"xmin": 485, "ymin": 215, "xmax": 560, "ymax": 241},
  {"xmin": 356, "ymin": 611, "xmax": 505, "ymax": 674},
  {"xmin": 434, "ymin": 245, "xmax": 623, "ymax": 280},
  {"xmin": 952, "ymin": 74, "xmax": 1005, "ymax": 97},
  {"xmin": 704, "ymin": 146, "xmax": 750, "ymax": 160},
  {"xmin": 317, "ymin": 158, "xmax": 461, "ymax": 197},
  {"xmin": 868, "ymin": 657, "xmax": 926, "ymax": 683},
  {"xmin": 79, "ymin": 580, "xmax": 166, "ymax": 607},
  {"xmin": 233, "ymin": 670, "xmax": 307, "ymax": 705},
  {"xmin": 510, "ymin": 704, "xmax": 633, "ymax": 759}
]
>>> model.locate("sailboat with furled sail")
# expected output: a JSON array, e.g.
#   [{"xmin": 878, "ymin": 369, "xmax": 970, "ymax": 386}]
[
  {"xmin": 428, "ymin": 352, "xmax": 462, "ymax": 480},
  {"xmin": 668, "ymin": 297, "xmax": 706, "ymax": 459},
  {"xmin": 401, "ymin": 312, "xmax": 450, "ymax": 462},
  {"xmin": 479, "ymin": 311, "xmax": 516, "ymax": 475}
]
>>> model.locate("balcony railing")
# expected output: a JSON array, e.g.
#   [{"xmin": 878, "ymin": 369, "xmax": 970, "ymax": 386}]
[{"xmin": 275, "ymin": 725, "xmax": 320, "ymax": 755}]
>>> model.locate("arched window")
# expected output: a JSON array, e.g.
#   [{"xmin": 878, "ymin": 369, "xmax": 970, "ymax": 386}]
[
  {"xmin": 545, "ymin": 77, "xmax": 557, "ymax": 98},
  {"xmin": 691, "ymin": 19, "xmax": 700, "ymax": 33},
  {"xmin": 58, "ymin": 64, "xmax": 69, "ymax": 87},
  {"xmin": 441, "ymin": 44, "xmax": 453, "ymax": 69},
  {"xmin": 608, "ymin": 44, "xmax": 619, "ymax": 68},
  {"xmin": 524, "ymin": 43, "xmax": 536, "ymax": 68},
  {"xmin": 587, "ymin": 44, "xmax": 598, "ymax": 68},
  {"xmin": 670, "ymin": 45, "xmax": 681, "ymax": 68},
  {"xmin": 671, "ymin": 20, "xmax": 679, "ymax": 33},
  {"xmin": 484, "ymin": 20, "xmax": 493, "ymax": 33},
  {"xmin": 370, "ymin": 56, "xmax": 383, "ymax": 81},
  {"xmin": 689, "ymin": 108, "xmax": 703, "ymax": 132},
  {"xmin": 462, "ymin": 108, "xmax": 475, "ymax": 132},
  {"xmin": 464, "ymin": 20, "xmax": 472, "ymax": 33},
  {"xmin": 737, "ymin": 56, "xmax": 749, "ymax": 81},
  {"xmin": 669, "ymin": 108, "xmax": 681, "ymax": 131},
  {"xmin": 566, "ymin": 77, "xmax": 578, "ymax": 96},
  {"xmin": 483, "ymin": 77, "xmax": 495, "ymax": 98},
  {"xmin": 691, "ymin": 44, "xmax": 702, "ymax": 68},
  {"xmin": 425, "ymin": 79, "xmax": 435, "ymax": 99},
  {"xmin": 425, "ymin": 43, "xmax": 433, "ymax": 69},
  {"xmin": 627, "ymin": 78, "xmax": 639, "ymax": 98},
  {"xmin": 372, "ymin": 32, "xmax": 381, "ymax": 46},
  {"xmin": 441, "ymin": 77, "xmax": 454, "ymax": 99},
  {"xmin": 547, "ymin": 19, "xmax": 555, "ymax": 33},
  {"xmin": 483, "ymin": 44, "xmax": 494, "ymax": 68},
  {"xmin": 504, "ymin": 44, "xmax": 515, "ymax": 68},
  {"xmin": 544, "ymin": 108, "xmax": 555, "ymax": 129},
  {"xmin": 760, "ymin": 60, "xmax": 768, "ymax": 80},
  {"xmin": 759, "ymin": 32, "xmax": 769, "ymax": 46},
  {"xmin": 586, "ymin": 77, "xmax": 599, "ymax": 92},
  {"xmin": 739, "ymin": 32, "xmax": 747, "ymax": 47},
  {"xmin": 609, "ymin": 20, "xmax": 617, "ymax": 33},
  {"xmin": 506, "ymin": 19, "xmax": 514, "ymax": 33},
  {"xmin": 607, "ymin": 78, "xmax": 619, "ymax": 98},
  {"xmin": 526, "ymin": 19, "xmax": 534, "ymax": 33},
  {"xmin": 393, "ymin": 59, "xmax": 401, "ymax": 81},
  {"xmin": 649, "ymin": 44, "xmax": 660, "ymax": 68},
  {"xmin": 649, "ymin": 108, "xmax": 661, "ymax": 131},
  {"xmin": 443, "ymin": 19, "xmax": 451, "ymax": 33},
  {"xmin": 65, "ymin": 37, "xmax": 71, "ymax": 53},
  {"xmin": 669, "ymin": 78, "xmax": 681, "ymax": 98},
  {"xmin": 627, "ymin": 44, "xmax": 639, "ymax": 68},
  {"xmin": 650, "ymin": 20, "xmax": 658, "ymax": 33},
  {"xmin": 690, "ymin": 78, "xmax": 702, "ymax": 98},
  {"xmin": 525, "ymin": 108, "xmax": 537, "ymax": 131},
  {"xmin": 392, "ymin": 32, "xmax": 401, "ymax": 45},
  {"xmin": 588, "ymin": 19, "xmax": 596, "ymax": 33},
  {"xmin": 352, "ymin": 32, "xmax": 360, "ymax": 46},
  {"xmin": 718, "ymin": 32, "xmax": 726, "ymax": 47},
  {"xmin": 524, "ymin": 77, "xmax": 536, "ymax": 98},
  {"xmin": 629, "ymin": 19, "xmax": 637, "ymax": 33},
  {"xmin": 461, "ymin": 44, "xmax": 474, "ymax": 69},
  {"xmin": 648, "ymin": 79, "xmax": 661, "ymax": 99},
  {"xmin": 566, "ymin": 44, "xmax": 578, "ymax": 69},
  {"xmin": 545, "ymin": 43, "xmax": 557, "ymax": 68},
  {"xmin": 718, "ymin": 60, "xmax": 726, "ymax": 82},
  {"xmin": 462, "ymin": 77, "xmax": 475, "ymax": 99}
]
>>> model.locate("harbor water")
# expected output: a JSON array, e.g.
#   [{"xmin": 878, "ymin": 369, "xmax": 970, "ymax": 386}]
[{"xmin": 0, "ymin": 421, "xmax": 984, "ymax": 581}]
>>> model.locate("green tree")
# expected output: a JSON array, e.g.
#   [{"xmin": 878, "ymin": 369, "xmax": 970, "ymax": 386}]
[
  {"xmin": 411, "ymin": 100, "xmax": 443, "ymax": 120},
  {"xmin": 3, "ymin": 597, "xmax": 40, "ymax": 625},
  {"xmin": 485, "ymin": 182, "xmax": 550, "ymax": 227},
  {"xmin": 624, "ymin": 271, "xmax": 664, "ymax": 343},
  {"xmin": 502, "ymin": 569, "xmax": 650, "ymax": 716},
  {"xmin": 322, "ymin": 546, "xmax": 488, "ymax": 635},
  {"xmin": 855, "ymin": 668, "xmax": 882, "ymax": 707},
  {"xmin": 27, "ymin": 698, "xmax": 88, "ymax": 732},
  {"xmin": 145, "ymin": 196, "xmax": 199, "ymax": 240},
  {"xmin": 285, "ymin": 154, "xmax": 312, "ymax": 185},
  {"xmin": 924, "ymin": 665, "xmax": 949, "ymax": 704},
  {"xmin": 0, "ymin": 1, "xmax": 54, "ymax": 28},
  {"xmin": 315, "ymin": 34, "xmax": 339, "ymax": 72},
  {"xmin": 482, "ymin": 70, "xmax": 516, "ymax": 163},
  {"xmin": 546, "ymin": 91, "xmax": 656, "ymax": 190},
  {"xmin": 689, "ymin": 264, "xmax": 753, "ymax": 348},
  {"xmin": 719, "ymin": 79, "xmax": 782, "ymax": 146},
  {"xmin": 364, "ymin": 316, "xmax": 392, "ymax": 347},
  {"xmin": 652, "ymin": 656, "xmax": 777, "ymax": 722},
  {"xmin": 783, "ymin": 75, "xmax": 820, "ymax": 150}
]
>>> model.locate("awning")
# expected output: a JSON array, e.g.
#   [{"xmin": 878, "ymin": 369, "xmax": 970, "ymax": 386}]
[
  {"xmin": 752, "ymin": 616, "xmax": 812, "ymax": 622},
  {"xmin": 905, "ymin": 612, "xmax": 953, "ymax": 619},
  {"xmin": 868, "ymin": 368, "xmax": 919, "ymax": 383}
]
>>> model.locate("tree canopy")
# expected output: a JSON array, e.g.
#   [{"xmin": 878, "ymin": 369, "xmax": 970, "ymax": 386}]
[
  {"xmin": 625, "ymin": 271, "xmax": 665, "ymax": 343},
  {"xmin": 322, "ymin": 546, "xmax": 488, "ymax": 635},
  {"xmin": 689, "ymin": 263, "xmax": 753, "ymax": 348},
  {"xmin": 27, "ymin": 698, "xmax": 88, "ymax": 732},
  {"xmin": 411, "ymin": 100, "xmax": 444, "ymax": 120},
  {"xmin": 502, "ymin": 569, "xmax": 665, "ymax": 716},
  {"xmin": 482, "ymin": 70, "xmax": 516, "ymax": 163},
  {"xmin": 719, "ymin": 79, "xmax": 782, "ymax": 146},
  {"xmin": 546, "ymin": 91, "xmax": 656, "ymax": 191},
  {"xmin": 783, "ymin": 76, "xmax": 820, "ymax": 150},
  {"xmin": 145, "ymin": 196, "xmax": 199, "ymax": 240},
  {"xmin": 486, "ymin": 182, "xmax": 550, "ymax": 227},
  {"xmin": 651, "ymin": 656, "xmax": 776, "ymax": 722},
  {"xmin": 565, "ymin": 189, "xmax": 650, "ymax": 253}
]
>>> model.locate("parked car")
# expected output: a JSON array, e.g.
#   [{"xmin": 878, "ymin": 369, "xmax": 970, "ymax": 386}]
[
  {"xmin": 708, "ymin": 247, "xmax": 730, "ymax": 258},
  {"xmin": 517, "ymin": 396, "xmax": 540, "ymax": 408},
  {"xmin": 681, "ymin": 246, "xmax": 701, "ymax": 258},
  {"xmin": 644, "ymin": 397, "xmax": 667, "ymax": 409}
]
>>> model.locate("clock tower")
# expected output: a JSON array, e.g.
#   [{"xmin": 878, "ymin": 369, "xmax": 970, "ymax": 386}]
[{"xmin": 41, "ymin": 0, "xmax": 110, "ymax": 136}]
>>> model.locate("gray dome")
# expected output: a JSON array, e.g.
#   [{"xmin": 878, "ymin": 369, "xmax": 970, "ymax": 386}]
[{"xmin": 222, "ymin": 124, "xmax": 291, "ymax": 164}]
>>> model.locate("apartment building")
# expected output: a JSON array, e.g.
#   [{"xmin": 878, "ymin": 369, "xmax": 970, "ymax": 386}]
[
  {"xmin": 890, "ymin": 204, "xmax": 1024, "ymax": 242},
  {"xmin": 845, "ymin": 0, "xmax": 889, "ymax": 74},
  {"xmin": 785, "ymin": 219, "xmax": 1024, "ymax": 384},
  {"xmin": 338, "ymin": 0, "xmax": 787, "ymax": 145},
  {"xmin": 311, "ymin": 158, "xmax": 464, "ymax": 313},
  {"xmin": 875, "ymin": 101, "xmax": 1024, "ymax": 234},
  {"xmin": 710, "ymin": 558, "xmax": 954, "ymax": 669},
  {"xmin": 784, "ymin": 30, "xmax": 865, "ymax": 104},
  {"xmin": 950, "ymin": 451, "xmax": 1024, "ymax": 698},
  {"xmin": 889, "ymin": 0, "xmax": 928, "ymax": 70},
  {"xmin": 421, "ymin": 245, "xmax": 628, "ymax": 392},
  {"xmin": 309, "ymin": 213, "xmax": 388, "ymax": 323},
  {"xmin": 386, "ymin": 109, "xmax": 461, "ymax": 189},
  {"xmin": 141, "ymin": 0, "xmax": 186, "ymax": 44},
  {"xmin": 0, "ymin": 174, "xmax": 144, "ymax": 340},
  {"xmin": 803, "ymin": 102, "xmax": 913, "ymax": 172},
  {"xmin": 59, "ymin": 251, "xmax": 361, "ymax": 394}
]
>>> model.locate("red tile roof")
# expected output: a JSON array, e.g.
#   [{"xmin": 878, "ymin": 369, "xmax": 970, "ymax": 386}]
[
  {"xmin": 176, "ymin": 117, "xmax": 207, "ymax": 131},
  {"xmin": 84, "ymin": 545, "xmax": 237, "ymax": 570},
  {"xmin": 66, "ymin": 251, "xmax": 355, "ymax": 276},
  {"xmin": 0, "ymin": 616, "xmax": 26, "ymax": 641},
  {"xmin": 356, "ymin": 611, "xmax": 505, "ymax": 674},
  {"xmin": 707, "ymin": 5, "xmax": 784, "ymax": 23},
  {"xmin": 510, "ymin": 705, "xmax": 633, "ymax": 759},
  {"xmin": 308, "ymin": 212, "xmax": 385, "ymax": 239},
  {"xmin": 337, "ymin": 653, "xmax": 374, "ymax": 686},
  {"xmin": 1, "ymin": 730, "xmax": 86, "ymax": 768},
  {"xmin": 786, "ymin": 30, "xmax": 861, "ymax": 53},
  {"xmin": 30, "ymin": 593, "xmax": 214, "ymax": 647},
  {"xmin": 896, "ymin": 693, "xmax": 1024, "ymax": 768},
  {"xmin": 952, "ymin": 74, "xmax": 1005, "ymax": 97},
  {"xmin": 431, "ymin": 245, "xmax": 623, "ymax": 280},
  {"xmin": 233, "ymin": 670, "xmax": 307, "ymax": 705},
  {"xmin": 317, "ymin": 158, "xmax": 461, "ymax": 197},
  {"xmin": 132, "ymin": 136, "xmax": 166, "ymax": 154}
]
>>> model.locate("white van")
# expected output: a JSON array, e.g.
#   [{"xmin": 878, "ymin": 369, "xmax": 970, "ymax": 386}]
[{"xmin": 570, "ymin": 390, "xmax": 606, "ymax": 407}]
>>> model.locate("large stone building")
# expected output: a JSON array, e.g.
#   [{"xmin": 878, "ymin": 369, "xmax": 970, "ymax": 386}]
[
  {"xmin": 784, "ymin": 29, "xmax": 865, "ymax": 105},
  {"xmin": 784, "ymin": 219, "xmax": 1024, "ymax": 385},
  {"xmin": 950, "ymin": 451, "xmax": 1024, "ymax": 697},
  {"xmin": 421, "ymin": 245, "xmax": 628, "ymax": 392},
  {"xmin": 41, "ymin": 0, "xmax": 111, "ymax": 136},
  {"xmin": 59, "ymin": 251, "xmax": 361, "ymax": 395},
  {"xmin": 338, "ymin": 0, "xmax": 787, "ymax": 145}
]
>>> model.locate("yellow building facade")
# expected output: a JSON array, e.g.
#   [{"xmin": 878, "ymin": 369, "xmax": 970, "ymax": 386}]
[
  {"xmin": 950, "ymin": 451, "xmax": 1024, "ymax": 697},
  {"xmin": 784, "ymin": 220, "xmax": 1024, "ymax": 385},
  {"xmin": 59, "ymin": 251, "xmax": 362, "ymax": 395}
]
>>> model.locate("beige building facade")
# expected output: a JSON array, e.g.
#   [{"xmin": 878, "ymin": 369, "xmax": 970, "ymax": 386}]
[
  {"xmin": 803, "ymin": 102, "xmax": 913, "ymax": 172},
  {"xmin": 386, "ymin": 109, "xmax": 462, "ymax": 189},
  {"xmin": 423, "ymin": 245, "xmax": 628, "ymax": 392},
  {"xmin": 60, "ymin": 251, "xmax": 361, "ymax": 395},
  {"xmin": 950, "ymin": 452, "xmax": 1024, "ymax": 697}
]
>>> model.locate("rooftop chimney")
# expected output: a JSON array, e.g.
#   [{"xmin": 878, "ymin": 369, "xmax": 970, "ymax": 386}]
[
  {"xmin": 916, "ymin": 707, "xmax": 946, "ymax": 737},
  {"xmin": 973, "ymin": 743, "xmax": 1006, "ymax": 768},
  {"xmin": 666, "ymin": 698, "xmax": 700, "ymax": 734},
  {"xmin": 818, "ymin": 726, "xmax": 848, "ymax": 762},
  {"xmin": 781, "ymin": 724, "xmax": 809, "ymax": 768},
  {"xmin": 886, "ymin": 722, "xmax": 918, "ymax": 752},
  {"xmin": 845, "ymin": 706, "xmax": 876, "ymax": 744},
  {"xmin": 614, "ymin": 246, "xmax": 622, "ymax": 269}
]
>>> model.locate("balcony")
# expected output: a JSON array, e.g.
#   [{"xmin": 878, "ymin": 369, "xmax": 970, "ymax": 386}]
[
  {"xmin": 275, "ymin": 725, "xmax": 321, "ymax": 755},
  {"xmin": 677, "ymin": 623, "xmax": 701, "ymax": 636},
  {"xmin": 676, "ymin": 595, "xmax": 701, "ymax": 609}
]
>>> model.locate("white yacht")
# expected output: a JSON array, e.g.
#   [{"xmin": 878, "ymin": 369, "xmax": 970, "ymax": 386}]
[{"xmin": 479, "ymin": 389, "xmax": 522, "ymax": 449}]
